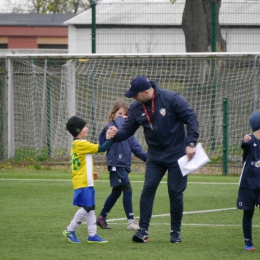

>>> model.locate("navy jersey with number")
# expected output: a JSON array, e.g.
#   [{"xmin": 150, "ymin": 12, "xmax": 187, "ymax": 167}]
[{"xmin": 239, "ymin": 134, "xmax": 260, "ymax": 190}]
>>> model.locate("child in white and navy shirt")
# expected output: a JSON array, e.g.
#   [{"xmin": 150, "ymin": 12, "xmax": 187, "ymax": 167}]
[{"xmin": 237, "ymin": 111, "xmax": 260, "ymax": 251}]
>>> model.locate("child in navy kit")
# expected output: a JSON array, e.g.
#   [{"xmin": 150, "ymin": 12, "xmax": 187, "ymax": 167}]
[
  {"xmin": 96, "ymin": 100, "xmax": 147, "ymax": 230},
  {"xmin": 237, "ymin": 111, "xmax": 260, "ymax": 251},
  {"xmin": 63, "ymin": 115, "xmax": 115, "ymax": 244}
]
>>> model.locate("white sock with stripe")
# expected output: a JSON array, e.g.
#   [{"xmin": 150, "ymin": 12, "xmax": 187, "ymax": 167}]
[{"xmin": 67, "ymin": 208, "xmax": 87, "ymax": 232}]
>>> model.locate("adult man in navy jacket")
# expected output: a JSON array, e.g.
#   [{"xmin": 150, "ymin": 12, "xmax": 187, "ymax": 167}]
[{"xmin": 107, "ymin": 76, "xmax": 199, "ymax": 243}]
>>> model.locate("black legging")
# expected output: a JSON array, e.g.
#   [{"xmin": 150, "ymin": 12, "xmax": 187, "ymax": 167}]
[{"xmin": 243, "ymin": 208, "xmax": 255, "ymax": 241}]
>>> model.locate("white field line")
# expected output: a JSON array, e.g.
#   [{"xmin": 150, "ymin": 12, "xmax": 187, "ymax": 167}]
[
  {"xmin": 83, "ymin": 221, "xmax": 260, "ymax": 228},
  {"xmin": 106, "ymin": 223, "xmax": 260, "ymax": 228},
  {"xmin": 0, "ymin": 178, "xmax": 238, "ymax": 185},
  {"xmin": 93, "ymin": 207, "xmax": 260, "ymax": 228},
  {"xmin": 0, "ymin": 178, "xmax": 72, "ymax": 182},
  {"xmin": 84, "ymin": 207, "xmax": 257, "ymax": 228},
  {"xmin": 106, "ymin": 207, "xmax": 237, "ymax": 222},
  {"xmin": 181, "ymin": 223, "xmax": 260, "ymax": 227}
]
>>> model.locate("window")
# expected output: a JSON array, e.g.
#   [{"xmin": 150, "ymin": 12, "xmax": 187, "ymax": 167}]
[
  {"xmin": 0, "ymin": 44, "xmax": 8, "ymax": 49},
  {"xmin": 38, "ymin": 44, "xmax": 67, "ymax": 49}
]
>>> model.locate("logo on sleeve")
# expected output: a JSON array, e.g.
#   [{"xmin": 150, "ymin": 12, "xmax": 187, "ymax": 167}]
[
  {"xmin": 255, "ymin": 160, "xmax": 260, "ymax": 167},
  {"xmin": 159, "ymin": 108, "xmax": 166, "ymax": 116}
]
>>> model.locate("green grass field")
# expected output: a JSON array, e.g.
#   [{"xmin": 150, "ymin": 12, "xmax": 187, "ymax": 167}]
[{"xmin": 1, "ymin": 170, "xmax": 260, "ymax": 260}]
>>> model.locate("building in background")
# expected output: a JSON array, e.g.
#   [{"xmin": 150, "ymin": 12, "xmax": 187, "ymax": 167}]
[
  {"xmin": 0, "ymin": 13, "xmax": 76, "ymax": 54},
  {"xmin": 64, "ymin": 1, "xmax": 260, "ymax": 54}
]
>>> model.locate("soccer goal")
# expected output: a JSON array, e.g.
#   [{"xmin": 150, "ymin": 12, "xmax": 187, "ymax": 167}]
[{"xmin": 1, "ymin": 53, "xmax": 260, "ymax": 174}]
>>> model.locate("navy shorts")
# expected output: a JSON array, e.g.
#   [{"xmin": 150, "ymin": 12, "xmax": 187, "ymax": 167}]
[
  {"xmin": 237, "ymin": 188, "xmax": 260, "ymax": 210},
  {"xmin": 109, "ymin": 167, "xmax": 130, "ymax": 187}
]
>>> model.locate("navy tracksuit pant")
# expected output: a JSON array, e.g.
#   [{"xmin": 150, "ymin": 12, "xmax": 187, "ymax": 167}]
[{"xmin": 139, "ymin": 158, "xmax": 187, "ymax": 231}]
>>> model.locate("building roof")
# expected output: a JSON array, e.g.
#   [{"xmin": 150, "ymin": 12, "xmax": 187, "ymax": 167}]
[
  {"xmin": 64, "ymin": 1, "xmax": 260, "ymax": 26},
  {"xmin": 0, "ymin": 13, "xmax": 76, "ymax": 26}
]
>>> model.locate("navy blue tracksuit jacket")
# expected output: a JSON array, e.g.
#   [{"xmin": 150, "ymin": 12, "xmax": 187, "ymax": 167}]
[
  {"xmin": 114, "ymin": 82, "xmax": 199, "ymax": 162},
  {"xmin": 240, "ymin": 134, "xmax": 260, "ymax": 190}
]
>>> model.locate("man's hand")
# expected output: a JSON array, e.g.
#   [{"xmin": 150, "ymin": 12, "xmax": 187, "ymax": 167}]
[
  {"xmin": 186, "ymin": 146, "xmax": 196, "ymax": 161},
  {"xmin": 106, "ymin": 126, "xmax": 118, "ymax": 139}
]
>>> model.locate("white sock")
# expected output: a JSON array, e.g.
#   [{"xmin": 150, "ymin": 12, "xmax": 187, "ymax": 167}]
[
  {"xmin": 86, "ymin": 210, "xmax": 97, "ymax": 237},
  {"xmin": 67, "ymin": 208, "xmax": 87, "ymax": 232}
]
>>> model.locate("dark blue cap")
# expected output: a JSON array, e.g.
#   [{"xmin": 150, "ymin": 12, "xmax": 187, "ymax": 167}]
[
  {"xmin": 249, "ymin": 111, "xmax": 260, "ymax": 132},
  {"xmin": 125, "ymin": 76, "xmax": 151, "ymax": 98}
]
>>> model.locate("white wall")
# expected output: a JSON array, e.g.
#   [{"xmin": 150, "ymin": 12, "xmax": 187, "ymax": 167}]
[
  {"xmin": 68, "ymin": 26, "xmax": 260, "ymax": 54},
  {"xmin": 68, "ymin": 26, "xmax": 186, "ymax": 53},
  {"xmin": 68, "ymin": 25, "xmax": 92, "ymax": 53},
  {"xmin": 222, "ymin": 28, "xmax": 260, "ymax": 52}
]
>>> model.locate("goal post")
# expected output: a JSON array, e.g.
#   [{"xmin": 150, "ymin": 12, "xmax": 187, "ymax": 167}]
[
  {"xmin": 7, "ymin": 58, "xmax": 15, "ymax": 159},
  {"xmin": 1, "ymin": 52, "xmax": 260, "ymax": 174}
]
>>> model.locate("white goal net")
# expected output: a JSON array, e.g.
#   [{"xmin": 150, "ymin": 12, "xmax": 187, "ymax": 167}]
[{"xmin": 1, "ymin": 53, "xmax": 260, "ymax": 174}]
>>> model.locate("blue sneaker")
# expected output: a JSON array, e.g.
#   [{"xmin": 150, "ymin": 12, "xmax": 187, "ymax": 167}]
[
  {"xmin": 87, "ymin": 234, "xmax": 108, "ymax": 244},
  {"xmin": 244, "ymin": 240, "xmax": 255, "ymax": 251},
  {"xmin": 63, "ymin": 229, "xmax": 80, "ymax": 244}
]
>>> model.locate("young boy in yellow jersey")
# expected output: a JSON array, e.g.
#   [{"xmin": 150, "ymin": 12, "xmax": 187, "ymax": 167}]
[{"xmin": 63, "ymin": 115, "xmax": 116, "ymax": 244}]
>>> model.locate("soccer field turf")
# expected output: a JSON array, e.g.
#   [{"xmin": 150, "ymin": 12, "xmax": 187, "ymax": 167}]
[{"xmin": 1, "ymin": 171, "xmax": 260, "ymax": 260}]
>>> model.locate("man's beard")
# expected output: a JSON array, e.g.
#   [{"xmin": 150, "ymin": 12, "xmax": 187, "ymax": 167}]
[{"xmin": 137, "ymin": 97, "xmax": 150, "ymax": 104}]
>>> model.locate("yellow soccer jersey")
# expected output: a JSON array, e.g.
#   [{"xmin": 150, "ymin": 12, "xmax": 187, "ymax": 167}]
[{"xmin": 69, "ymin": 139, "xmax": 99, "ymax": 189}]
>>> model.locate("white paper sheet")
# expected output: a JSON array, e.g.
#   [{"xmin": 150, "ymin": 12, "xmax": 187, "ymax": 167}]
[{"xmin": 178, "ymin": 143, "xmax": 210, "ymax": 176}]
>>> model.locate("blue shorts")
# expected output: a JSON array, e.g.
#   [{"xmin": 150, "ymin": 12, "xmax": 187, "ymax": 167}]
[
  {"xmin": 237, "ymin": 188, "xmax": 260, "ymax": 210},
  {"xmin": 73, "ymin": 187, "xmax": 95, "ymax": 207}
]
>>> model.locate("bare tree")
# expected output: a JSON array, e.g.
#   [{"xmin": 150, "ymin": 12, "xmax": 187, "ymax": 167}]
[
  {"xmin": 4, "ymin": 0, "xmax": 28, "ymax": 13},
  {"xmin": 31, "ymin": 0, "xmax": 92, "ymax": 14},
  {"xmin": 4, "ymin": 0, "xmax": 96, "ymax": 13},
  {"xmin": 182, "ymin": 0, "xmax": 226, "ymax": 52}
]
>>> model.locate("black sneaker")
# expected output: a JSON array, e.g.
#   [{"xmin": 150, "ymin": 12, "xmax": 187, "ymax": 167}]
[
  {"xmin": 132, "ymin": 228, "xmax": 149, "ymax": 243},
  {"xmin": 170, "ymin": 230, "xmax": 181, "ymax": 243}
]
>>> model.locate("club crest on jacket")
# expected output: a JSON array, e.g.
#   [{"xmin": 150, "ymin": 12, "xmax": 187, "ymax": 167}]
[{"xmin": 160, "ymin": 108, "xmax": 166, "ymax": 116}]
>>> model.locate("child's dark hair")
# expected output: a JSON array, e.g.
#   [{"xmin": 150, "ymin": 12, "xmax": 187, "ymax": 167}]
[{"xmin": 107, "ymin": 100, "xmax": 129, "ymax": 122}]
